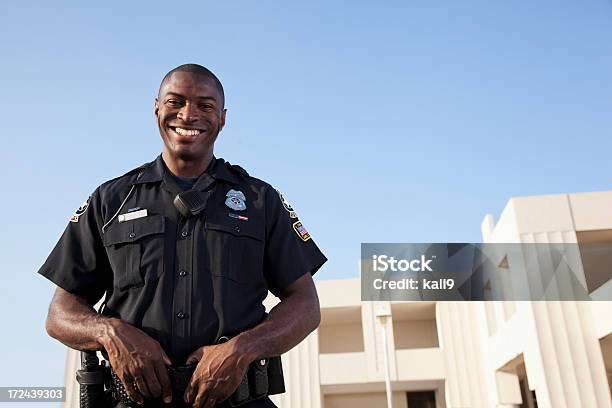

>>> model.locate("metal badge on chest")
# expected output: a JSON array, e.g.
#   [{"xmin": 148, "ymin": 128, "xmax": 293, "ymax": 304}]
[{"xmin": 225, "ymin": 189, "xmax": 247, "ymax": 211}]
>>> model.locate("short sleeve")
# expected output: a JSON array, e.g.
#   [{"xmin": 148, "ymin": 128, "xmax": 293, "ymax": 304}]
[
  {"xmin": 263, "ymin": 187, "xmax": 327, "ymax": 295},
  {"xmin": 37, "ymin": 188, "xmax": 112, "ymax": 305}
]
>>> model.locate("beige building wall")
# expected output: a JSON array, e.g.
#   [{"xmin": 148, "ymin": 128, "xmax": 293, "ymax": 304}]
[
  {"xmin": 477, "ymin": 192, "xmax": 612, "ymax": 408},
  {"xmin": 273, "ymin": 191, "xmax": 612, "ymax": 408},
  {"xmin": 62, "ymin": 191, "xmax": 612, "ymax": 407}
]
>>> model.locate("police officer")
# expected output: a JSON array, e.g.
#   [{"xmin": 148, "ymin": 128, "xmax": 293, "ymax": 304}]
[{"xmin": 38, "ymin": 64, "xmax": 327, "ymax": 408}]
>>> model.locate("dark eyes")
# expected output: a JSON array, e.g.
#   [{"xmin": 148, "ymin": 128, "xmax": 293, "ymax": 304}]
[
  {"xmin": 165, "ymin": 99, "xmax": 214, "ymax": 111},
  {"xmin": 166, "ymin": 99, "xmax": 182, "ymax": 107}
]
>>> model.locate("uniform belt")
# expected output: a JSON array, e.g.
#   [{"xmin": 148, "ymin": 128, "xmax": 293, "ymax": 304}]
[
  {"xmin": 108, "ymin": 355, "xmax": 284, "ymax": 407},
  {"xmin": 109, "ymin": 364, "xmax": 194, "ymax": 408}
]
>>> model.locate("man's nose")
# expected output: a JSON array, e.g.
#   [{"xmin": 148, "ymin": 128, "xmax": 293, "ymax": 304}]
[{"xmin": 177, "ymin": 102, "xmax": 198, "ymax": 122}]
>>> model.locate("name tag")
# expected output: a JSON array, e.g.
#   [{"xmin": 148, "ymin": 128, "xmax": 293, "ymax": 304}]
[{"xmin": 118, "ymin": 209, "xmax": 148, "ymax": 222}]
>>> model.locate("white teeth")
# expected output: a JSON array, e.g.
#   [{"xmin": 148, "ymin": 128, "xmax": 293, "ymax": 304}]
[{"xmin": 174, "ymin": 127, "xmax": 202, "ymax": 136}]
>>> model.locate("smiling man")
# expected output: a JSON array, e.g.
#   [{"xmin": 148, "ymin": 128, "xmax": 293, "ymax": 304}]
[
  {"xmin": 157, "ymin": 66, "xmax": 226, "ymax": 172},
  {"xmin": 38, "ymin": 64, "xmax": 327, "ymax": 408}
]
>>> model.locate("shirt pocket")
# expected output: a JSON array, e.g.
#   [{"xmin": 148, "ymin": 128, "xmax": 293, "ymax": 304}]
[
  {"xmin": 103, "ymin": 214, "xmax": 166, "ymax": 290},
  {"xmin": 204, "ymin": 215, "xmax": 264, "ymax": 284}
]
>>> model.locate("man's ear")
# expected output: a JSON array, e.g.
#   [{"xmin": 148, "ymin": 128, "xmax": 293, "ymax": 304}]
[
  {"xmin": 154, "ymin": 99, "xmax": 159, "ymax": 118},
  {"xmin": 219, "ymin": 109, "xmax": 227, "ymax": 131}
]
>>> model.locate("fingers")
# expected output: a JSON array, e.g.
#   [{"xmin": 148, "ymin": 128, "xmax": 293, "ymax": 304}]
[
  {"xmin": 191, "ymin": 385, "xmax": 214, "ymax": 408},
  {"xmin": 106, "ymin": 326, "xmax": 173, "ymax": 403},
  {"xmin": 184, "ymin": 376, "xmax": 197, "ymax": 404},
  {"xmin": 122, "ymin": 362, "xmax": 168, "ymax": 403},
  {"xmin": 184, "ymin": 375, "xmax": 208, "ymax": 406},
  {"xmin": 154, "ymin": 360, "xmax": 173, "ymax": 403},
  {"xmin": 161, "ymin": 349, "xmax": 173, "ymax": 367},
  {"xmin": 147, "ymin": 344, "xmax": 171, "ymax": 400},
  {"xmin": 186, "ymin": 347, "xmax": 203, "ymax": 365},
  {"xmin": 188, "ymin": 380, "xmax": 219, "ymax": 408},
  {"xmin": 123, "ymin": 377, "xmax": 144, "ymax": 406},
  {"xmin": 134, "ymin": 375, "xmax": 153, "ymax": 400}
]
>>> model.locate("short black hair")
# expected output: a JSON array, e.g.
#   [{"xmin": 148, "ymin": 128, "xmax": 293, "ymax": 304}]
[{"xmin": 158, "ymin": 64, "xmax": 225, "ymax": 107}]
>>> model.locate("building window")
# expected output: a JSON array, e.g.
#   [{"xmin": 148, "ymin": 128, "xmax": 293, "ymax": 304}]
[
  {"xmin": 576, "ymin": 229, "xmax": 612, "ymax": 293},
  {"xmin": 406, "ymin": 391, "xmax": 436, "ymax": 408},
  {"xmin": 519, "ymin": 379, "xmax": 539, "ymax": 408}
]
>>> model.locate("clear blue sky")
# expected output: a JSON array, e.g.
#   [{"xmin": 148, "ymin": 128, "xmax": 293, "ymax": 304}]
[{"xmin": 0, "ymin": 0, "xmax": 611, "ymax": 403}]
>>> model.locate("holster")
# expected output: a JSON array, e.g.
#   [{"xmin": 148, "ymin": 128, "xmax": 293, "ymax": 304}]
[
  {"xmin": 76, "ymin": 351, "xmax": 111, "ymax": 408},
  {"xmin": 228, "ymin": 356, "xmax": 285, "ymax": 407}
]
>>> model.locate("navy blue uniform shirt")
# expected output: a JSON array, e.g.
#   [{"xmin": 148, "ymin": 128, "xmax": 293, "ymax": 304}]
[{"xmin": 38, "ymin": 155, "xmax": 327, "ymax": 365}]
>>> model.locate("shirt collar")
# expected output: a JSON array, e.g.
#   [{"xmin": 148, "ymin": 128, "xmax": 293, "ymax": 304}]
[{"xmin": 133, "ymin": 154, "xmax": 240, "ymax": 186}]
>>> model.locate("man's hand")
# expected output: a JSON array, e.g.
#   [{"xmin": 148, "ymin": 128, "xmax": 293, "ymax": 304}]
[
  {"xmin": 100, "ymin": 319, "xmax": 173, "ymax": 405},
  {"xmin": 183, "ymin": 340, "xmax": 250, "ymax": 408},
  {"xmin": 45, "ymin": 288, "xmax": 174, "ymax": 404}
]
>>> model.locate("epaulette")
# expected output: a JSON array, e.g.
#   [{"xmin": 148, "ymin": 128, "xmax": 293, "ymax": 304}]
[
  {"xmin": 229, "ymin": 163, "xmax": 249, "ymax": 177},
  {"xmin": 125, "ymin": 163, "xmax": 149, "ymax": 179},
  {"xmin": 101, "ymin": 161, "xmax": 152, "ymax": 187},
  {"xmin": 118, "ymin": 162, "xmax": 150, "ymax": 181}
]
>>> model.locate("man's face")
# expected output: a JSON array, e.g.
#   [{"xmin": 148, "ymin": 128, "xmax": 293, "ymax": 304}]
[{"xmin": 155, "ymin": 71, "xmax": 226, "ymax": 162}]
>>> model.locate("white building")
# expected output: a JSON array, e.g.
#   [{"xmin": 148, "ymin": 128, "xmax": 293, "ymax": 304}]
[{"xmin": 63, "ymin": 191, "xmax": 612, "ymax": 407}]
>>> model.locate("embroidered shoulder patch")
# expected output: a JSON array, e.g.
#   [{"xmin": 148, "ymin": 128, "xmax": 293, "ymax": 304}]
[
  {"xmin": 292, "ymin": 221, "xmax": 311, "ymax": 242},
  {"xmin": 277, "ymin": 190, "xmax": 297, "ymax": 218},
  {"xmin": 70, "ymin": 196, "xmax": 91, "ymax": 223}
]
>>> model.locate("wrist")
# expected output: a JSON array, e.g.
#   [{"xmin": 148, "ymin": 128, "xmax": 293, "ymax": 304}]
[
  {"xmin": 232, "ymin": 331, "xmax": 261, "ymax": 366},
  {"xmin": 95, "ymin": 316, "xmax": 121, "ymax": 351}
]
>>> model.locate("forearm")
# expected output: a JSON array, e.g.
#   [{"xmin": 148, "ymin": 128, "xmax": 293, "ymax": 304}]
[
  {"xmin": 233, "ymin": 276, "xmax": 320, "ymax": 363},
  {"xmin": 45, "ymin": 287, "xmax": 116, "ymax": 351}
]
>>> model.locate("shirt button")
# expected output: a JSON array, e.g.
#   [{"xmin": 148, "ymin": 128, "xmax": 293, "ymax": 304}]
[
  {"xmin": 176, "ymin": 312, "xmax": 186, "ymax": 319},
  {"xmin": 233, "ymin": 226, "xmax": 241, "ymax": 233},
  {"xmin": 129, "ymin": 232, "xmax": 136, "ymax": 239},
  {"xmin": 179, "ymin": 270, "xmax": 187, "ymax": 277},
  {"xmin": 181, "ymin": 231, "xmax": 189, "ymax": 238}
]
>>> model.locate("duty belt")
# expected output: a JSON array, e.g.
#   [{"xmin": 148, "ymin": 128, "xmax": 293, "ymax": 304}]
[
  {"xmin": 109, "ymin": 357, "xmax": 282, "ymax": 407},
  {"xmin": 76, "ymin": 350, "xmax": 285, "ymax": 408}
]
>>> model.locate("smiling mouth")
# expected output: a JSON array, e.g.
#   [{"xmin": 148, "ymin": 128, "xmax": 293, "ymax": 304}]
[{"xmin": 168, "ymin": 126, "xmax": 206, "ymax": 137}]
